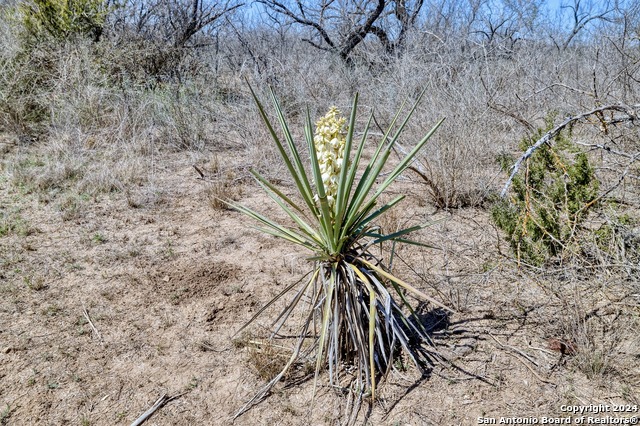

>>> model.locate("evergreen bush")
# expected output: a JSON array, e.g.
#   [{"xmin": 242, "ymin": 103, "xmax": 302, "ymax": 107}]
[{"xmin": 492, "ymin": 117, "xmax": 600, "ymax": 265}]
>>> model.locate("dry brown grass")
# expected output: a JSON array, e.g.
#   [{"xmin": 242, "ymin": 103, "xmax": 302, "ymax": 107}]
[{"xmin": 245, "ymin": 340, "xmax": 292, "ymax": 381}]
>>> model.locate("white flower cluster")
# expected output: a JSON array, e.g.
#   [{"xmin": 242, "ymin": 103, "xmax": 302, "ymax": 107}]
[{"xmin": 314, "ymin": 107, "xmax": 347, "ymax": 211}]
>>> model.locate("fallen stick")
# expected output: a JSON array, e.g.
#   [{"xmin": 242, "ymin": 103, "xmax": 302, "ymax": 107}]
[
  {"xmin": 488, "ymin": 333, "xmax": 539, "ymax": 366},
  {"xmin": 488, "ymin": 334, "xmax": 556, "ymax": 386},
  {"xmin": 130, "ymin": 394, "xmax": 180, "ymax": 426},
  {"xmin": 82, "ymin": 307, "xmax": 102, "ymax": 341},
  {"xmin": 510, "ymin": 351, "xmax": 557, "ymax": 386}
]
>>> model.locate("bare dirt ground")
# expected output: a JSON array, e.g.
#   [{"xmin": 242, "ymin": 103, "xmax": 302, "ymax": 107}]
[{"xmin": 1, "ymin": 149, "xmax": 639, "ymax": 425}]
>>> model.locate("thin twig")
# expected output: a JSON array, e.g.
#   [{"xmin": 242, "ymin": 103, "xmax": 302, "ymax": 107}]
[
  {"xmin": 193, "ymin": 165, "xmax": 205, "ymax": 179},
  {"xmin": 528, "ymin": 345, "xmax": 558, "ymax": 356},
  {"xmin": 130, "ymin": 393, "xmax": 185, "ymax": 426},
  {"xmin": 574, "ymin": 142, "xmax": 640, "ymax": 159},
  {"xmin": 489, "ymin": 332, "xmax": 556, "ymax": 386},
  {"xmin": 510, "ymin": 352, "xmax": 557, "ymax": 386},
  {"xmin": 488, "ymin": 333, "xmax": 539, "ymax": 366},
  {"xmin": 82, "ymin": 307, "xmax": 102, "ymax": 341},
  {"xmin": 501, "ymin": 104, "xmax": 639, "ymax": 197}
]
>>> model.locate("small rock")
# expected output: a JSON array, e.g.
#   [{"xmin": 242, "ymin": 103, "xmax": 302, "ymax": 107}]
[{"xmin": 3, "ymin": 347, "xmax": 13, "ymax": 354}]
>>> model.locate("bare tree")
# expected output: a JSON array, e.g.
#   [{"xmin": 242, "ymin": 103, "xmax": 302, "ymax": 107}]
[
  {"xmin": 412, "ymin": 0, "xmax": 544, "ymax": 58},
  {"xmin": 611, "ymin": 1, "xmax": 640, "ymax": 101},
  {"xmin": 256, "ymin": 0, "xmax": 425, "ymax": 63},
  {"xmin": 170, "ymin": 0, "xmax": 243, "ymax": 48},
  {"xmin": 113, "ymin": 0, "xmax": 242, "ymax": 48},
  {"xmin": 467, "ymin": 0, "xmax": 543, "ymax": 54},
  {"xmin": 375, "ymin": 0, "xmax": 426, "ymax": 53},
  {"xmin": 107, "ymin": 0, "xmax": 242, "ymax": 82},
  {"xmin": 551, "ymin": 0, "xmax": 617, "ymax": 50}
]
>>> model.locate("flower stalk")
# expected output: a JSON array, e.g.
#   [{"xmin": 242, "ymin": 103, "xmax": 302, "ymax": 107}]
[{"xmin": 313, "ymin": 107, "xmax": 347, "ymax": 212}]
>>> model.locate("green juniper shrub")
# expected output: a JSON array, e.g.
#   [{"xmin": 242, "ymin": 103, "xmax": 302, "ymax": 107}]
[
  {"xmin": 18, "ymin": 0, "xmax": 110, "ymax": 44},
  {"xmin": 492, "ymin": 117, "xmax": 600, "ymax": 265}
]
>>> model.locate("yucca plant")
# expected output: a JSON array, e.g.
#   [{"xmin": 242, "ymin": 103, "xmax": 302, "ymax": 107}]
[{"xmin": 233, "ymin": 86, "xmax": 450, "ymax": 417}]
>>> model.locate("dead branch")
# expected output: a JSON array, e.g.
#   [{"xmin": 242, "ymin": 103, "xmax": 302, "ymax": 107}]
[
  {"xmin": 488, "ymin": 333, "xmax": 539, "ymax": 366},
  {"xmin": 130, "ymin": 393, "xmax": 185, "ymax": 426},
  {"xmin": 82, "ymin": 307, "xmax": 102, "ymax": 341},
  {"xmin": 501, "ymin": 104, "xmax": 640, "ymax": 198},
  {"xmin": 488, "ymin": 334, "xmax": 556, "ymax": 386},
  {"xmin": 130, "ymin": 394, "xmax": 170, "ymax": 426},
  {"xmin": 574, "ymin": 141, "xmax": 640, "ymax": 159}
]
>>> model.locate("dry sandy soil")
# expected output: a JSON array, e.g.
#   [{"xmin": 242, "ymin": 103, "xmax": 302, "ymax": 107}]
[{"xmin": 1, "ymin": 148, "xmax": 639, "ymax": 426}]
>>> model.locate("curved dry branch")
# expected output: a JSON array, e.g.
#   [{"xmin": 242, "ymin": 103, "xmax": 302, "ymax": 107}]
[
  {"xmin": 500, "ymin": 104, "xmax": 640, "ymax": 198},
  {"xmin": 337, "ymin": 0, "xmax": 386, "ymax": 60},
  {"xmin": 257, "ymin": 0, "xmax": 424, "ymax": 62},
  {"xmin": 256, "ymin": 0, "xmax": 336, "ymax": 49}
]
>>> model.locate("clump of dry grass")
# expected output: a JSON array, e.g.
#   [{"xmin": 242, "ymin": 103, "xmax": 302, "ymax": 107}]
[
  {"xmin": 550, "ymin": 281, "xmax": 638, "ymax": 383},
  {"xmin": 202, "ymin": 156, "xmax": 244, "ymax": 210},
  {"xmin": 246, "ymin": 340, "xmax": 292, "ymax": 381},
  {"xmin": 207, "ymin": 179, "xmax": 239, "ymax": 210}
]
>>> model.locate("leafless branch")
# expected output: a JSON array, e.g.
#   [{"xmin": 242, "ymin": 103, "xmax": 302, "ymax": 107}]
[
  {"xmin": 130, "ymin": 393, "xmax": 185, "ymax": 426},
  {"xmin": 82, "ymin": 307, "xmax": 102, "ymax": 341},
  {"xmin": 501, "ymin": 104, "xmax": 640, "ymax": 197}
]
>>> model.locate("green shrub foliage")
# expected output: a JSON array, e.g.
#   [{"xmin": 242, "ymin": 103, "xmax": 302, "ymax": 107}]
[
  {"xmin": 19, "ymin": 0, "xmax": 109, "ymax": 43},
  {"xmin": 492, "ymin": 118, "xmax": 600, "ymax": 265}
]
